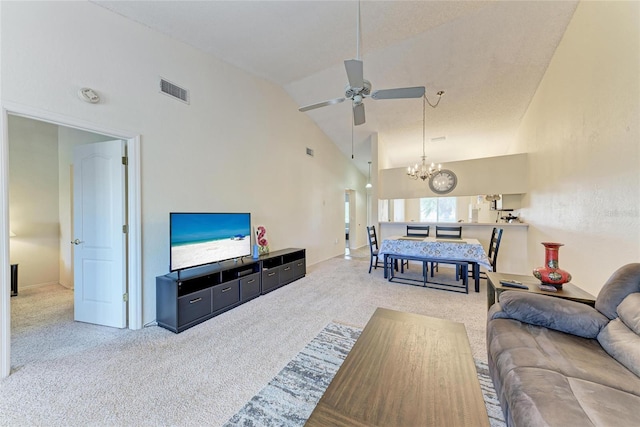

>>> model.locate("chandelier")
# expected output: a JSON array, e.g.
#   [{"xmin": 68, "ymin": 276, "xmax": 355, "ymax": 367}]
[{"xmin": 407, "ymin": 91, "xmax": 444, "ymax": 181}]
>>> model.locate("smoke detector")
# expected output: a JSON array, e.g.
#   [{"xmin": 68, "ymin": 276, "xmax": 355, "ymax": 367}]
[{"xmin": 78, "ymin": 87, "xmax": 100, "ymax": 104}]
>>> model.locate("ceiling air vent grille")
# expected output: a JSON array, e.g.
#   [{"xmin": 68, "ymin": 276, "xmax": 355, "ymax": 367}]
[{"xmin": 160, "ymin": 78, "xmax": 189, "ymax": 104}]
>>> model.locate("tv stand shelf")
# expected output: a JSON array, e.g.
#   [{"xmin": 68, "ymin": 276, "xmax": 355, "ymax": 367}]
[{"xmin": 156, "ymin": 248, "xmax": 305, "ymax": 333}]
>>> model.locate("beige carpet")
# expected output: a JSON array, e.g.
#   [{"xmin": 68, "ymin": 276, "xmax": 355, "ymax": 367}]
[{"xmin": 1, "ymin": 248, "xmax": 491, "ymax": 426}]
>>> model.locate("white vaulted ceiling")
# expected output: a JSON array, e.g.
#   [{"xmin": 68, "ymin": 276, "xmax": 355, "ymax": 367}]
[{"xmin": 92, "ymin": 0, "xmax": 578, "ymax": 173}]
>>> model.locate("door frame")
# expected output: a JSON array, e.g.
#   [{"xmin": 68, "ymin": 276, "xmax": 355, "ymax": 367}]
[{"xmin": 0, "ymin": 102, "xmax": 142, "ymax": 378}]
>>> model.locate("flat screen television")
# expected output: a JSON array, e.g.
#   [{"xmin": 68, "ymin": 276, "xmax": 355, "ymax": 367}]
[{"xmin": 170, "ymin": 212, "xmax": 251, "ymax": 272}]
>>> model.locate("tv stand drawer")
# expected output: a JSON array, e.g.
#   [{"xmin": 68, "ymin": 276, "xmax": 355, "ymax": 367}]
[
  {"xmin": 240, "ymin": 273, "xmax": 261, "ymax": 301},
  {"xmin": 262, "ymin": 268, "xmax": 280, "ymax": 293},
  {"xmin": 293, "ymin": 259, "xmax": 306, "ymax": 279},
  {"xmin": 281, "ymin": 262, "xmax": 295, "ymax": 284},
  {"xmin": 178, "ymin": 289, "xmax": 212, "ymax": 326},
  {"xmin": 212, "ymin": 281, "xmax": 240, "ymax": 311}
]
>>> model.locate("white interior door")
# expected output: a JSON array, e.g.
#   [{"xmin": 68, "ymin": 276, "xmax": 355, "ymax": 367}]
[{"xmin": 73, "ymin": 140, "xmax": 126, "ymax": 328}]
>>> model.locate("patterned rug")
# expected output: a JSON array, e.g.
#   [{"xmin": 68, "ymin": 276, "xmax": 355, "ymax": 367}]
[{"xmin": 224, "ymin": 322, "xmax": 505, "ymax": 427}]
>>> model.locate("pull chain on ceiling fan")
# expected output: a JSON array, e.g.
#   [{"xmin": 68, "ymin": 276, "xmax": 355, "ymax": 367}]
[
  {"xmin": 351, "ymin": 118, "xmax": 354, "ymax": 159},
  {"xmin": 299, "ymin": 0, "xmax": 426, "ymax": 126}
]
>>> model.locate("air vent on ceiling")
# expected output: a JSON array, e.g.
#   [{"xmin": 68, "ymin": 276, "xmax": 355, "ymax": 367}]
[
  {"xmin": 306, "ymin": 147, "xmax": 314, "ymax": 157},
  {"xmin": 160, "ymin": 78, "xmax": 189, "ymax": 104}
]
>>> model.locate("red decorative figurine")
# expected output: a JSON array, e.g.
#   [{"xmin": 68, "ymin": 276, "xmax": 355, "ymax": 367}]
[{"xmin": 533, "ymin": 242, "xmax": 572, "ymax": 288}]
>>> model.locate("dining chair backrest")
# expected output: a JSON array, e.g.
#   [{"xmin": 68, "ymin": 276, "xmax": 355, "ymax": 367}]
[
  {"xmin": 435, "ymin": 225, "xmax": 462, "ymax": 238},
  {"xmin": 406, "ymin": 225, "xmax": 430, "ymax": 237},
  {"xmin": 367, "ymin": 225, "xmax": 378, "ymax": 254},
  {"xmin": 487, "ymin": 227, "xmax": 504, "ymax": 270}
]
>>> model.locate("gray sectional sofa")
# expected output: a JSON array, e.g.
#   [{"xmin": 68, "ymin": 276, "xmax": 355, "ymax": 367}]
[{"xmin": 487, "ymin": 263, "xmax": 640, "ymax": 426}]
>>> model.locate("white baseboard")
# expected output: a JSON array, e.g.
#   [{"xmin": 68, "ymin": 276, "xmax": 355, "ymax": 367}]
[{"xmin": 19, "ymin": 281, "xmax": 67, "ymax": 290}]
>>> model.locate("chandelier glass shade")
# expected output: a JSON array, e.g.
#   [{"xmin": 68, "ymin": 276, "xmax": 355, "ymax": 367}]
[{"xmin": 407, "ymin": 92, "xmax": 443, "ymax": 181}]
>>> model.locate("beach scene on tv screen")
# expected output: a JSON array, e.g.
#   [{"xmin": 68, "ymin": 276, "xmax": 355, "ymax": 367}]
[{"xmin": 171, "ymin": 213, "xmax": 250, "ymax": 270}]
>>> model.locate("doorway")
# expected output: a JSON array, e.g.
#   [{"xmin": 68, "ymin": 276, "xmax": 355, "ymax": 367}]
[
  {"xmin": 345, "ymin": 189, "xmax": 356, "ymax": 254},
  {"xmin": 8, "ymin": 116, "xmax": 116, "ymax": 296},
  {"xmin": 0, "ymin": 105, "xmax": 142, "ymax": 378}
]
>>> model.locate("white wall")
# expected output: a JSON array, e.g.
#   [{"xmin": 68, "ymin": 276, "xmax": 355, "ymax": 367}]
[
  {"xmin": 369, "ymin": 133, "xmax": 380, "ymax": 225},
  {"xmin": 379, "ymin": 154, "xmax": 528, "ymax": 200},
  {"xmin": 8, "ymin": 116, "xmax": 60, "ymax": 287},
  {"xmin": 1, "ymin": 1, "xmax": 367, "ymax": 324},
  {"xmin": 405, "ymin": 198, "xmax": 421, "ymax": 222},
  {"xmin": 511, "ymin": 1, "xmax": 640, "ymax": 296}
]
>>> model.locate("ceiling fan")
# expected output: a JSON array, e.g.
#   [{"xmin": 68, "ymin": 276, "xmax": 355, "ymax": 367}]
[{"xmin": 299, "ymin": 1, "xmax": 425, "ymax": 126}]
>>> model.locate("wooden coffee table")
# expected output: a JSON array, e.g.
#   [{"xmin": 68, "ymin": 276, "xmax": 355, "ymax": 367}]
[
  {"xmin": 305, "ymin": 307, "xmax": 490, "ymax": 427},
  {"xmin": 487, "ymin": 272, "xmax": 596, "ymax": 309}
]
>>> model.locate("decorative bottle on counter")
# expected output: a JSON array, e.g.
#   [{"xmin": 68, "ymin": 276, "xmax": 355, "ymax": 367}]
[{"xmin": 533, "ymin": 242, "xmax": 572, "ymax": 288}]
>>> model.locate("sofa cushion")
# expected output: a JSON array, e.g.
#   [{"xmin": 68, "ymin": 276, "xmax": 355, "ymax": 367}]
[
  {"xmin": 598, "ymin": 318, "xmax": 640, "ymax": 378},
  {"xmin": 496, "ymin": 291, "xmax": 608, "ymax": 338},
  {"xmin": 568, "ymin": 377, "xmax": 640, "ymax": 427},
  {"xmin": 498, "ymin": 367, "xmax": 640, "ymax": 427},
  {"xmin": 488, "ymin": 318, "xmax": 640, "ymax": 396},
  {"xmin": 618, "ymin": 292, "xmax": 640, "ymax": 335},
  {"xmin": 595, "ymin": 263, "xmax": 640, "ymax": 320}
]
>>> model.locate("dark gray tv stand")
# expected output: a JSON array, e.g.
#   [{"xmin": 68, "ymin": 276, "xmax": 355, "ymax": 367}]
[{"xmin": 156, "ymin": 248, "xmax": 306, "ymax": 333}]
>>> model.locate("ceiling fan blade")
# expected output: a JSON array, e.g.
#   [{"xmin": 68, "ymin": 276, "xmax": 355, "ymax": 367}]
[
  {"xmin": 353, "ymin": 103, "xmax": 365, "ymax": 126},
  {"xmin": 299, "ymin": 97, "xmax": 345, "ymax": 112},
  {"xmin": 344, "ymin": 59, "xmax": 364, "ymax": 89},
  {"xmin": 371, "ymin": 86, "xmax": 426, "ymax": 100}
]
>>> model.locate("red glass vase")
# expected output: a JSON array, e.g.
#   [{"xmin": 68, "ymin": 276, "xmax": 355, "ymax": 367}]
[{"xmin": 532, "ymin": 242, "xmax": 572, "ymax": 288}]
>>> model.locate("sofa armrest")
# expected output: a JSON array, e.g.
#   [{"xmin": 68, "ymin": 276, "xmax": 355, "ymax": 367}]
[
  {"xmin": 489, "ymin": 292, "xmax": 609, "ymax": 338},
  {"xmin": 488, "ymin": 301, "xmax": 506, "ymax": 320}
]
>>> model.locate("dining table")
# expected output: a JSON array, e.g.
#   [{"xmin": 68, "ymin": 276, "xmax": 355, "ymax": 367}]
[{"xmin": 378, "ymin": 236, "xmax": 492, "ymax": 292}]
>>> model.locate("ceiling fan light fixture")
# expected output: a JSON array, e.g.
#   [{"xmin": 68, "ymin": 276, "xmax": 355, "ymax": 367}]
[{"xmin": 297, "ymin": 1, "xmax": 428, "ymax": 127}]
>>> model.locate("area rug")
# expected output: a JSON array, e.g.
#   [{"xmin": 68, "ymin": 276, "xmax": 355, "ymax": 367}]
[{"xmin": 224, "ymin": 322, "xmax": 505, "ymax": 427}]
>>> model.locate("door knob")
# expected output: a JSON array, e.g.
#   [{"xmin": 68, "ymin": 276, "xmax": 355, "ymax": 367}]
[{"xmin": 71, "ymin": 239, "xmax": 83, "ymax": 245}]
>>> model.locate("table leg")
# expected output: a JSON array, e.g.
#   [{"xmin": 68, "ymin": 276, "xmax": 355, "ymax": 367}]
[
  {"xmin": 473, "ymin": 263, "xmax": 480, "ymax": 293},
  {"xmin": 422, "ymin": 262, "xmax": 427, "ymax": 286},
  {"xmin": 383, "ymin": 255, "xmax": 389, "ymax": 279},
  {"xmin": 487, "ymin": 278, "xmax": 496, "ymax": 309},
  {"xmin": 10, "ymin": 263, "xmax": 18, "ymax": 297},
  {"xmin": 461, "ymin": 263, "xmax": 468, "ymax": 293}
]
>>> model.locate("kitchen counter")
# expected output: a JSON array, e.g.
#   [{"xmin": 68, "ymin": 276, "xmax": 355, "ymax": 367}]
[{"xmin": 384, "ymin": 221, "xmax": 528, "ymax": 227}]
